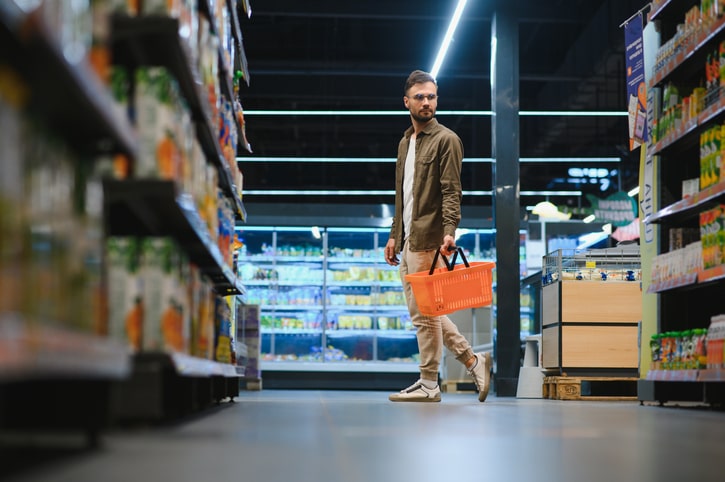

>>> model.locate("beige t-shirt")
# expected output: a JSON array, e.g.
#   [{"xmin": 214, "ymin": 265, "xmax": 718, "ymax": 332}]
[{"xmin": 402, "ymin": 135, "xmax": 415, "ymax": 241}]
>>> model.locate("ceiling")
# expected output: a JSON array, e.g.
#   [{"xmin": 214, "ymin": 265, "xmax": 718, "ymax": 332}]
[{"xmin": 235, "ymin": 0, "xmax": 649, "ymax": 215}]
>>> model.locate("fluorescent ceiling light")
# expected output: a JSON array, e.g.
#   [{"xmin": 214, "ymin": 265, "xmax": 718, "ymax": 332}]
[
  {"xmin": 242, "ymin": 189, "xmax": 582, "ymax": 197},
  {"xmin": 430, "ymin": 0, "xmax": 469, "ymax": 78},
  {"xmin": 519, "ymin": 111, "xmax": 628, "ymax": 116},
  {"xmin": 628, "ymin": 186, "xmax": 640, "ymax": 197},
  {"xmin": 237, "ymin": 156, "xmax": 620, "ymax": 164},
  {"xmin": 242, "ymin": 110, "xmax": 626, "ymax": 117}
]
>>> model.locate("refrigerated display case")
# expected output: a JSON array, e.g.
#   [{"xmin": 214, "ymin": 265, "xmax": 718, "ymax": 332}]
[{"xmin": 235, "ymin": 226, "xmax": 498, "ymax": 380}]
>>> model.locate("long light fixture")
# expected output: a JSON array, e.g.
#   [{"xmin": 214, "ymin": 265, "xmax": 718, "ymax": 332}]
[
  {"xmin": 241, "ymin": 189, "xmax": 582, "ymax": 197},
  {"xmin": 242, "ymin": 109, "xmax": 627, "ymax": 117},
  {"xmin": 236, "ymin": 156, "xmax": 621, "ymax": 164},
  {"xmin": 430, "ymin": 0, "xmax": 469, "ymax": 78}
]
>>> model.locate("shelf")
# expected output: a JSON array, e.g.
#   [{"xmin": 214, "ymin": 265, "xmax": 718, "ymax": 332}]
[
  {"xmin": 260, "ymin": 304, "xmax": 324, "ymax": 310},
  {"xmin": 649, "ymin": 16, "xmax": 725, "ymax": 88},
  {"xmin": 327, "ymin": 281, "xmax": 377, "ymax": 287},
  {"xmin": 644, "ymin": 181, "xmax": 725, "ymax": 225},
  {"xmin": 110, "ymin": 14, "xmax": 246, "ymax": 221},
  {"xmin": 648, "ymin": 0, "xmax": 685, "ymax": 22},
  {"xmin": 327, "ymin": 257, "xmax": 380, "ymax": 265},
  {"xmin": 326, "ymin": 305, "xmax": 408, "ymax": 312},
  {"xmin": 227, "ymin": 0, "xmax": 249, "ymax": 86},
  {"xmin": 103, "ymin": 179, "xmax": 242, "ymax": 295},
  {"xmin": 0, "ymin": 3, "xmax": 138, "ymax": 159},
  {"xmin": 644, "ymin": 369, "xmax": 725, "ymax": 384},
  {"xmin": 134, "ymin": 351, "xmax": 239, "ymax": 378},
  {"xmin": 261, "ymin": 328, "xmax": 322, "ymax": 335},
  {"xmin": 698, "ymin": 264, "xmax": 725, "ymax": 284},
  {"xmin": 647, "ymin": 273, "xmax": 698, "ymax": 293},
  {"xmin": 327, "ymin": 329, "xmax": 416, "ymax": 337},
  {"xmin": 650, "ymin": 96, "xmax": 725, "ymax": 157},
  {"xmin": 260, "ymin": 360, "xmax": 419, "ymax": 373},
  {"xmin": 0, "ymin": 313, "xmax": 131, "ymax": 382}
]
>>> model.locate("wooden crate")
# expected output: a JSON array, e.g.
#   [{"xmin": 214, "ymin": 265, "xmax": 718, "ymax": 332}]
[
  {"xmin": 543, "ymin": 376, "xmax": 638, "ymax": 401},
  {"xmin": 542, "ymin": 281, "xmax": 641, "ymax": 371}
]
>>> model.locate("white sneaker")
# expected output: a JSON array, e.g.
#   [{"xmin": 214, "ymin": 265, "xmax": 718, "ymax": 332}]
[
  {"xmin": 389, "ymin": 380, "xmax": 441, "ymax": 402},
  {"xmin": 468, "ymin": 352, "xmax": 492, "ymax": 402}
]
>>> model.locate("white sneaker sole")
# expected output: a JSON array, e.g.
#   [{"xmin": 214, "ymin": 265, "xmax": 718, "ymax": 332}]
[{"xmin": 478, "ymin": 352, "xmax": 492, "ymax": 402}]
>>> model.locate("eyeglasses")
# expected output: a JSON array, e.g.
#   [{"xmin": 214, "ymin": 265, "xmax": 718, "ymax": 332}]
[{"xmin": 409, "ymin": 93, "xmax": 437, "ymax": 101}]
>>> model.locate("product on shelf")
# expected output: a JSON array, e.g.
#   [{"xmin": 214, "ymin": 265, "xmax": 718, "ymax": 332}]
[
  {"xmin": 214, "ymin": 295, "xmax": 232, "ymax": 363},
  {"xmin": 707, "ymin": 314, "xmax": 725, "ymax": 368},
  {"xmin": 699, "ymin": 205, "xmax": 725, "ymax": 269},
  {"xmin": 650, "ymin": 241, "xmax": 702, "ymax": 287},
  {"xmin": 236, "ymin": 304, "xmax": 261, "ymax": 379},
  {"xmin": 140, "ymin": 237, "xmax": 190, "ymax": 352},
  {"xmin": 106, "ymin": 236, "xmax": 144, "ymax": 350},
  {"xmin": 134, "ymin": 67, "xmax": 186, "ymax": 181}
]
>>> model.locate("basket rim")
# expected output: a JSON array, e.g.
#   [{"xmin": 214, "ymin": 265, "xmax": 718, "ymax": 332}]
[{"xmin": 404, "ymin": 261, "xmax": 495, "ymax": 281}]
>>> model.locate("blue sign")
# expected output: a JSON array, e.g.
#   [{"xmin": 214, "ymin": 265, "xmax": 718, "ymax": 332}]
[{"xmin": 625, "ymin": 14, "xmax": 646, "ymax": 150}]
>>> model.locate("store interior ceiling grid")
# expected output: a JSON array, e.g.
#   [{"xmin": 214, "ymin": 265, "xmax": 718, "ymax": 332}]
[{"xmin": 237, "ymin": 0, "xmax": 648, "ymax": 212}]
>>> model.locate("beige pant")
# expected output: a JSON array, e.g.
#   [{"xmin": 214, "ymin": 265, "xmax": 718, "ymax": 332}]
[{"xmin": 399, "ymin": 241, "xmax": 475, "ymax": 381}]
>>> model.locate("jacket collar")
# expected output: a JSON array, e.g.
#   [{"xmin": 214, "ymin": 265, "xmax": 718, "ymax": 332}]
[{"xmin": 404, "ymin": 118, "xmax": 439, "ymax": 139}]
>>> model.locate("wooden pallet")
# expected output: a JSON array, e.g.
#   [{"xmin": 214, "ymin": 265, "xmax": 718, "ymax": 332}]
[
  {"xmin": 441, "ymin": 380, "xmax": 476, "ymax": 394},
  {"xmin": 543, "ymin": 376, "xmax": 638, "ymax": 401},
  {"xmin": 240, "ymin": 377, "xmax": 263, "ymax": 391}
]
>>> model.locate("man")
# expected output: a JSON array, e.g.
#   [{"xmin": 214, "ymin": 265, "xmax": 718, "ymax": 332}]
[{"xmin": 385, "ymin": 70, "xmax": 491, "ymax": 403}]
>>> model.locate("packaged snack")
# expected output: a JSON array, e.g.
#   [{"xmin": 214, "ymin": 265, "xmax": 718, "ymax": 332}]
[{"xmin": 106, "ymin": 237, "xmax": 143, "ymax": 350}]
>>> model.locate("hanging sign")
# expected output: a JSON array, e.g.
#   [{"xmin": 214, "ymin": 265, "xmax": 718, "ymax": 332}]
[
  {"xmin": 625, "ymin": 13, "xmax": 647, "ymax": 150},
  {"xmin": 585, "ymin": 191, "xmax": 638, "ymax": 227}
]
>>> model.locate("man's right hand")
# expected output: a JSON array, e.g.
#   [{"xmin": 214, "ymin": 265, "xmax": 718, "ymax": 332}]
[{"xmin": 384, "ymin": 239, "xmax": 399, "ymax": 266}]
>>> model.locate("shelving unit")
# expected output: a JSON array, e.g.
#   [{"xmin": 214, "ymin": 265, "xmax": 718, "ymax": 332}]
[
  {"xmin": 0, "ymin": 1, "xmax": 137, "ymax": 444},
  {"xmin": 639, "ymin": 1, "xmax": 725, "ymax": 405},
  {"xmin": 110, "ymin": 14, "xmax": 246, "ymax": 221},
  {"xmin": 104, "ymin": 179, "xmax": 243, "ymax": 295},
  {"xmin": 0, "ymin": 2, "xmax": 137, "ymax": 159},
  {"xmin": 0, "ymin": 0, "xmax": 253, "ymax": 436}
]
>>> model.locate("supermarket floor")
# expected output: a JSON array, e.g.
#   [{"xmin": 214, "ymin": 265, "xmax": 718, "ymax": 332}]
[{"xmin": 3, "ymin": 390, "xmax": 724, "ymax": 482}]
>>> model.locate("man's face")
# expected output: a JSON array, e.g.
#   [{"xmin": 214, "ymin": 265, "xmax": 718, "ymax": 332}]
[{"xmin": 404, "ymin": 81, "xmax": 438, "ymax": 123}]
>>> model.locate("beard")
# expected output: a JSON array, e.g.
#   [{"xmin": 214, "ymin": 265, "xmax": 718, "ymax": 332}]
[{"xmin": 410, "ymin": 108, "xmax": 435, "ymax": 123}]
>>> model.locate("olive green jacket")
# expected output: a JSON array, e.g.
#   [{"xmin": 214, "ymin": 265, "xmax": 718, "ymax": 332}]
[{"xmin": 389, "ymin": 118, "xmax": 463, "ymax": 253}]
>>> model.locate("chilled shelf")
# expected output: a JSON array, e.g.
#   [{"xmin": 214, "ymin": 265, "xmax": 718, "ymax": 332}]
[
  {"xmin": 110, "ymin": 14, "xmax": 246, "ymax": 221},
  {"xmin": 0, "ymin": 313, "xmax": 131, "ymax": 382},
  {"xmin": 103, "ymin": 179, "xmax": 243, "ymax": 295},
  {"xmin": 0, "ymin": 3, "xmax": 138, "ymax": 159}
]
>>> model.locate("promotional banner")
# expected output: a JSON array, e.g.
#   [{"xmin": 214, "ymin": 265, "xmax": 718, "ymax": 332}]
[
  {"xmin": 625, "ymin": 13, "xmax": 647, "ymax": 150},
  {"xmin": 585, "ymin": 191, "xmax": 638, "ymax": 227}
]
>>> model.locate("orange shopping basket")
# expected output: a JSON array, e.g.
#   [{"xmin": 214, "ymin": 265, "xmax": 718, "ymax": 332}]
[{"xmin": 405, "ymin": 247, "xmax": 495, "ymax": 317}]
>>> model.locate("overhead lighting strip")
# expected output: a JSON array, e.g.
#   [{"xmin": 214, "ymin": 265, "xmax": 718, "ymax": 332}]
[
  {"xmin": 430, "ymin": 0, "xmax": 469, "ymax": 78},
  {"xmin": 241, "ymin": 189, "xmax": 582, "ymax": 197},
  {"xmin": 242, "ymin": 110, "xmax": 627, "ymax": 117}
]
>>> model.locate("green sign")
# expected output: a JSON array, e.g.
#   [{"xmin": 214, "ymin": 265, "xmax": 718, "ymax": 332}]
[{"xmin": 585, "ymin": 192, "xmax": 638, "ymax": 227}]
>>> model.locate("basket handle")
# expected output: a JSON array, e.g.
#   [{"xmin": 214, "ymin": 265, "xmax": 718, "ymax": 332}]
[{"xmin": 428, "ymin": 246, "xmax": 470, "ymax": 275}]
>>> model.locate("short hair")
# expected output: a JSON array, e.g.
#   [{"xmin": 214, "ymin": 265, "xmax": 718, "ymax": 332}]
[{"xmin": 404, "ymin": 70, "xmax": 436, "ymax": 95}]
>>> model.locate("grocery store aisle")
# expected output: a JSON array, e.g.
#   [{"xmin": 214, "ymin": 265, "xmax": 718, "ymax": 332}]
[{"xmin": 3, "ymin": 390, "xmax": 724, "ymax": 482}]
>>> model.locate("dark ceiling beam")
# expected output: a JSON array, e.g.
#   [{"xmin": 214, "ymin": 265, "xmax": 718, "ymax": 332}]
[{"xmin": 248, "ymin": 67, "xmax": 587, "ymax": 83}]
